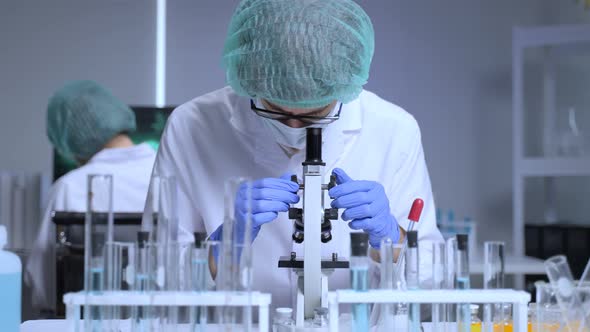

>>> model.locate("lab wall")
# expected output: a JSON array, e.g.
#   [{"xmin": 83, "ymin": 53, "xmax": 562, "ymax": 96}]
[
  {"xmin": 0, "ymin": 1, "xmax": 157, "ymax": 173},
  {"xmin": 0, "ymin": 0, "xmax": 588, "ymax": 252}
]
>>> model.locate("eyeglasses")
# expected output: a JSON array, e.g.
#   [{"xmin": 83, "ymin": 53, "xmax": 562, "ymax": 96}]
[{"xmin": 250, "ymin": 99, "xmax": 342, "ymax": 125}]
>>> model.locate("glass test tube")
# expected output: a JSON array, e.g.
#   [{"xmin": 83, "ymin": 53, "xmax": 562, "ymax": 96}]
[
  {"xmin": 133, "ymin": 232, "xmax": 153, "ymax": 332},
  {"xmin": 534, "ymin": 281, "xmax": 562, "ymax": 332},
  {"xmin": 578, "ymin": 257, "xmax": 590, "ymax": 321},
  {"xmin": 406, "ymin": 231, "xmax": 420, "ymax": 332},
  {"xmin": 455, "ymin": 234, "xmax": 471, "ymax": 332},
  {"xmin": 483, "ymin": 241, "xmax": 505, "ymax": 332},
  {"xmin": 378, "ymin": 238, "xmax": 402, "ymax": 330},
  {"xmin": 155, "ymin": 175, "xmax": 180, "ymax": 332},
  {"xmin": 431, "ymin": 241, "xmax": 446, "ymax": 332},
  {"xmin": 350, "ymin": 232, "xmax": 370, "ymax": 332},
  {"xmin": 445, "ymin": 237, "xmax": 457, "ymax": 331},
  {"xmin": 544, "ymin": 255, "xmax": 589, "ymax": 331},
  {"xmin": 471, "ymin": 305, "xmax": 482, "ymax": 332},
  {"xmin": 216, "ymin": 177, "xmax": 254, "ymax": 330},
  {"xmin": 84, "ymin": 174, "xmax": 113, "ymax": 332},
  {"xmin": 190, "ymin": 232, "xmax": 209, "ymax": 332},
  {"xmin": 107, "ymin": 241, "xmax": 135, "ymax": 331}
]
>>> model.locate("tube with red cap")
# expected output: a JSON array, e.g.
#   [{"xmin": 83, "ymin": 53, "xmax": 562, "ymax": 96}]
[{"xmin": 394, "ymin": 198, "xmax": 424, "ymax": 276}]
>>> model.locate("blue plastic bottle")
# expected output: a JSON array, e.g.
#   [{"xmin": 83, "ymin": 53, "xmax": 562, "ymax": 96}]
[{"xmin": 0, "ymin": 225, "xmax": 21, "ymax": 331}]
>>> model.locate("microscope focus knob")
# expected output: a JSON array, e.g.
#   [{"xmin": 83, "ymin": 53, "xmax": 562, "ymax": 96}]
[
  {"xmin": 289, "ymin": 208, "xmax": 303, "ymax": 220},
  {"xmin": 328, "ymin": 175, "xmax": 337, "ymax": 190},
  {"xmin": 324, "ymin": 208, "xmax": 338, "ymax": 220},
  {"xmin": 292, "ymin": 231, "xmax": 304, "ymax": 243}
]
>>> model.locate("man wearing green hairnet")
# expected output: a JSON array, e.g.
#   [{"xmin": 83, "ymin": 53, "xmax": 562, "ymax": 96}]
[
  {"xmin": 151, "ymin": 0, "xmax": 442, "ymax": 313},
  {"xmin": 26, "ymin": 81, "xmax": 156, "ymax": 314}
]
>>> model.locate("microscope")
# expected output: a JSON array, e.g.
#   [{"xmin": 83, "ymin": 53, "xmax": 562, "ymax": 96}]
[{"xmin": 278, "ymin": 128, "xmax": 349, "ymax": 327}]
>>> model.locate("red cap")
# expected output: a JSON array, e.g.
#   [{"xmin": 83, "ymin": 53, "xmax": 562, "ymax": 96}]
[{"xmin": 407, "ymin": 198, "xmax": 424, "ymax": 222}]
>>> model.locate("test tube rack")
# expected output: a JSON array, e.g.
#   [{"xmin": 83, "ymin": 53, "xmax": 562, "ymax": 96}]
[
  {"xmin": 327, "ymin": 289, "xmax": 531, "ymax": 332},
  {"xmin": 63, "ymin": 290, "xmax": 272, "ymax": 332}
]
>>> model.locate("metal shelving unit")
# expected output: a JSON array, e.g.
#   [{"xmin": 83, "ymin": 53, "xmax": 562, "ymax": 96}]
[{"xmin": 512, "ymin": 24, "xmax": 590, "ymax": 287}]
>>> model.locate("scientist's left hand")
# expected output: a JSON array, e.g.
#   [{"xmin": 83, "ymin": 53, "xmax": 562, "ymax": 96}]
[{"xmin": 329, "ymin": 168, "xmax": 400, "ymax": 249}]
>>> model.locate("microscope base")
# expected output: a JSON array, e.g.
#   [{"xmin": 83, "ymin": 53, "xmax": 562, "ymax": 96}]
[{"xmin": 278, "ymin": 256, "xmax": 349, "ymax": 327}]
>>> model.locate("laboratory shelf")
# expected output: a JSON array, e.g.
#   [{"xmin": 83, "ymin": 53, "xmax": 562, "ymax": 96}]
[
  {"xmin": 513, "ymin": 24, "xmax": 590, "ymax": 48},
  {"xmin": 518, "ymin": 157, "xmax": 590, "ymax": 177},
  {"xmin": 470, "ymin": 254, "xmax": 545, "ymax": 275},
  {"xmin": 512, "ymin": 24, "xmax": 590, "ymax": 290}
]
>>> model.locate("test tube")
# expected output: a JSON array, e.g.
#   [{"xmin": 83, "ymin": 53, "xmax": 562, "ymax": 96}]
[
  {"xmin": 156, "ymin": 176, "xmax": 180, "ymax": 332},
  {"xmin": 86, "ymin": 233, "xmax": 105, "ymax": 332},
  {"xmin": 107, "ymin": 241, "xmax": 135, "ymax": 331},
  {"xmin": 578, "ymin": 258, "xmax": 590, "ymax": 321},
  {"xmin": 483, "ymin": 241, "xmax": 505, "ymax": 332},
  {"xmin": 431, "ymin": 242, "xmax": 446, "ymax": 332},
  {"xmin": 445, "ymin": 237, "xmax": 457, "ymax": 331},
  {"xmin": 376, "ymin": 239, "xmax": 404, "ymax": 330},
  {"xmin": 394, "ymin": 199, "xmax": 424, "ymax": 275},
  {"xmin": 405, "ymin": 231, "xmax": 420, "ymax": 332},
  {"xmin": 534, "ymin": 281, "xmax": 563, "ymax": 332},
  {"xmin": 351, "ymin": 232, "xmax": 370, "ymax": 332},
  {"xmin": 133, "ymin": 231, "xmax": 152, "ymax": 332},
  {"xmin": 216, "ymin": 177, "xmax": 254, "ymax": 330},
  {"xmin": 544, "ymin": 255, "xmax": 589, "ymax": 331},
  {"xmin": 190, "ymin": 232, "xmax": 209, "ymax": 332},
  {"xmin": 84, "ymin": 174, "xmax": 113, "ymax": 332},
  {"xmin": 455, "ymin": 234, "xmax": 471, "ymax": 332}
]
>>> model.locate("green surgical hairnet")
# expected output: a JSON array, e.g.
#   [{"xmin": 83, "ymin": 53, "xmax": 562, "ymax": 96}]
[
  {"xmin": 222, "ymin": 0, "xmax": 375, "ymax": 109},
  {"xmin": 47, "ymin": 80, "xmax": 136, "ymax": 162}
]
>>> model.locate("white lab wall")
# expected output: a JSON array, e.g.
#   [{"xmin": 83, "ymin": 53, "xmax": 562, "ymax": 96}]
[
  {"xmin": 0, "ymin": 0, "xmax": 587, "ymax": 252},
  {"xmin": 0, "ymin": 1, "xmax": 157, "ymax": 173}
]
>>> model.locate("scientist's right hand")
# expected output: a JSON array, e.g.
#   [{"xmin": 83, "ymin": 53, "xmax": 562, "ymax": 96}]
[{"xmin": 211, "ymin": 174, "xmax": 300, "ymax": 244}]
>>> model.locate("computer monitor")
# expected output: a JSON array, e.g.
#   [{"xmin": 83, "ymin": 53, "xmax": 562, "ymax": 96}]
[{"xmin": 52, "ymin": 106, "xmax": 175, "ymax": 181}]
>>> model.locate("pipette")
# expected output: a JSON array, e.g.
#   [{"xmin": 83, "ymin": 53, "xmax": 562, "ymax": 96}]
[{"xmin": 394, "ymin": 198, "xmax": 424, "ymax": 273}]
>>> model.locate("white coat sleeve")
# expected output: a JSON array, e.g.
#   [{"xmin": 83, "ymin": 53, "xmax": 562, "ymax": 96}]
[{"xmin": 144, "ymin": 110, "xmax": 206, "ymax": 242}]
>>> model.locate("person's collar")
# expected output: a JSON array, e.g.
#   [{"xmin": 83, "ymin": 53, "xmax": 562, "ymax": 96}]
[{"xmin": 88, "ymin": 143, "xmax": 155, "ymax": 164}]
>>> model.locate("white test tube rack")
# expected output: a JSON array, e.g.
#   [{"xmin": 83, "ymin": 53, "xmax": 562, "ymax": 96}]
[
  {"xmin": 328, "ymin": 289, "xmax": 531, "ymax": 332},
  {"xmin": 63, "ymin": 290, "xmax": 272, "ymax": 332}
]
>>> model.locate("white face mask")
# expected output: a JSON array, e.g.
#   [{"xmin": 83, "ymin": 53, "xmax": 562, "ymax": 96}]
[{"xmin": 261, "ymin": 117, "xmax": 311, "ymax": 150}]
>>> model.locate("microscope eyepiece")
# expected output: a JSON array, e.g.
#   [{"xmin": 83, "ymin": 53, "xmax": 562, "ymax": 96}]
[{"xmin": 303, "ymin": 127, "xmax": 325, "ymax": 166}]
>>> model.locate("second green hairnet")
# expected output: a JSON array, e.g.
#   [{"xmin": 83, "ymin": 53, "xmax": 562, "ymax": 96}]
[
  {"xmin": 47, "ymin": 80, "xmax": 136, "ymax": 162},
  {"xmin": 223, "ymin": 0, "xmax": 375, "ymax": 109}
]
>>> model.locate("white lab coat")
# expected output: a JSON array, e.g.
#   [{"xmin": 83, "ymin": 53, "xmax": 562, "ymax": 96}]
[
  {"xmin": 151, "ymin": 86, "xmax": 443, "ymax": 310},
  {"xmin": 25, "ymin": 143, "xmax": 156, "ymax": 310}
]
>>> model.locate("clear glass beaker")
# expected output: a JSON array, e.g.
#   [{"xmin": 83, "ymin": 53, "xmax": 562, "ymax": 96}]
[{"xmin": 544, "ymin": 255, "xmax": 589, "ymax": 330}]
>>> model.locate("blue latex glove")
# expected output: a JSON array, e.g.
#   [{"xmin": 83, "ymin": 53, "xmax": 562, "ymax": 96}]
[
  {"xmin": 329, "ymin": 168, "xmax": 399, "ymax": 249},
  {"xmin": 211, "ymin": 173, "xmax": 300, "ymax": 244}
]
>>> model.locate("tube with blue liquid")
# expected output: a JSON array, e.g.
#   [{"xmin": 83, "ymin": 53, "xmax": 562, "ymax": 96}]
[
  {"xmin": 350, "ymin": 232, "xmax": 369, "ymax": 332},
  {"xmin": 406, "ymin": 231, "xmax": 420, "ymax": 332},
  {"xmin": 455, "ymin": 234, "xmax": 471, "ymax": 332},
  {"xmin": 191, "ymin": 232, "xmax": 209, "ymax": 332},
  {"xmin": 133, "ymin": 231, "xmax": 153, "ymax": 332},
  {"xmin": 84, "ymin": 174, "xmax": 114, "ymax": 332}
]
